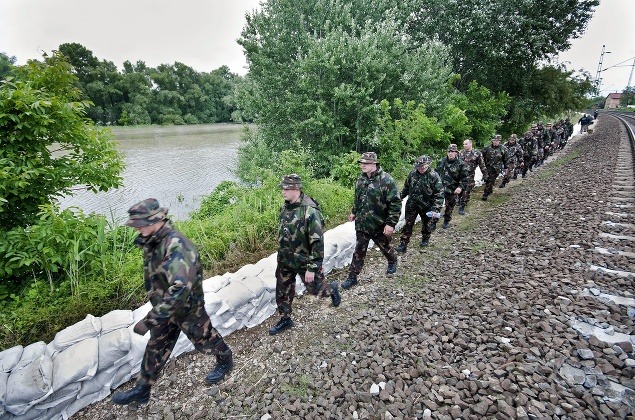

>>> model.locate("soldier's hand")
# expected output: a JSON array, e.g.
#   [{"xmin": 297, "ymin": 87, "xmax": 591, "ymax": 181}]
[
  {"xmin": 348, "ymin": 213, "xmax": 355, "ymax": 222},
  {"xmin": 305, "ymin": 271, "xmax": 315, "ymax": 283},
  {"xmin": 383, "ymin": 225, "xmax": 394, "ymax": 237},
  {"xmin": 133, "ymin": 320, "xmax": 149, "ymax": 336},
  {"xmin": 454, "ymin": 187, "xmax": 462, "ymax": 195}
]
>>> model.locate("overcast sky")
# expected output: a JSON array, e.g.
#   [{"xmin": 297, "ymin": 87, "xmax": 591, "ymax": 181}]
[{"xmin": 1, "ymin": 0, "xmax": 633, "ymax": 96}]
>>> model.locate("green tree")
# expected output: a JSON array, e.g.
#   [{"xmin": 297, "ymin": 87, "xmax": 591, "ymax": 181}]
[
  {"xmin": 621, "ymin": 86, "xmax": 635, "ymax": 108},
  {"xmin": 0, "ymin": 52, "xmax": 16, "ymax": 80},
  {"xmin": 0, "ymin": 52, "xmax": 124, "ymax": 230}
]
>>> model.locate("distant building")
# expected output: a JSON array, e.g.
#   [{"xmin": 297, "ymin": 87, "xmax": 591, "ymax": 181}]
[{"xmin": 604, "ymin": 93, "xmax": 622, "ymax": 109}]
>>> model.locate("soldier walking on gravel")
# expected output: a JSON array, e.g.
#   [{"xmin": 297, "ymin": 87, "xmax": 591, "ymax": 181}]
[
  {"xmin": 458, "ymin": 138, "xmax": 487, "ymax": 215},
  {"xmin": 342, "ymin": 152, "xmax": 401, "ymax": 289},
  {"xmin": 112, "ymin": 198, "xmax": 233, "ymax": 406},
  {"xmin": 481, "ymin": 135, "xmax": 509, "ymax": 201},
  {"xmin": 501, "ymin": 134, "xmax": 523, "ymax": 186},
  {"xmin": 518, "ymin": 131, "xmax": 537, "ymax": 178},
  {"xmin": 395, "ymin": 155, "xmax": 444, "ymax": 253},
  {"xmin": 436, "ymin": 144, "xmax": 468, "ymax": 228},
  {"xmin": 269, "ymin": 174, "xmax": 341, "ymax": 335}
]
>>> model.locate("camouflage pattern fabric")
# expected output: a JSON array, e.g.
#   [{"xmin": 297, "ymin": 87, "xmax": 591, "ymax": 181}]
[
  {"xmin": 435, "ymin": 156, "xmax": 469, "ymax": 194},
  {"xmin": 351, "ymin": 167, "xmax": 401, "ymax": 233},
  {"xmin": 275, "ymin": 265, "xmax": 332, "ymax": 315},
  {"xmin": 502, "ymin": 140, "xmax": 523, "ymax": 182},
  {"xmin": 519, "ymin": 133, "xmax": 537, "ymax": 177},
  {"xmin": 482, "ymin": 143, "xmax": 509, "ymax": 196},
  {"xmin": 458, "ymin": 148, "xmax": 487, "ymax": 209},
  {"xmin": 399, "ymin": 168, "xmax": 444, "ymax": 246},
  {"xmin": 277, "ymin": 193, "xmax": 325, "ymax": 274},
  {"xmin": 349, "ymin": 230, "xmax": 397, "ymax": 276},
  {"xmin": 133, "ymin": 221, "xmax": 230, "ymax": 386}
]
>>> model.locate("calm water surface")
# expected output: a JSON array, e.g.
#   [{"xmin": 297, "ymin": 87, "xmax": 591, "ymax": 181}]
[{"xmin": 59, "ymin": 124, "xmax": 249, "ymax": 222}]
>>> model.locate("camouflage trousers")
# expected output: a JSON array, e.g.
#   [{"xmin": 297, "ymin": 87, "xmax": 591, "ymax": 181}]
[
  {"xmin": 275, "ymin": 264, "xmax": 332, "ymax": 315},
  {"xmin": 483, "ymin": 166, "xmax": 501, "ymax": 196},
  {"xmin": 458, "ymin": 178, "xmax": 476, "ymax": 208},
  {"xmin": 522, "ymin": 155, "xmax": 535, "ymax": 177},
  {"xmin": 399, "ymin": 205, "xmax": 434, "ymax": 246},
  {"xmin": 443, "ymin": 192, "xmax": 459, "ymax": 222},
  {"xmin": 137, "ymin": 302, "xmax": 231, "ymax": 386},
  {"xmin": 502, "ymin": 160, "xmax": 521, "ymax": 182},
  {"xmin": 349, "ymin": 229, "xmax": 397, "ymax": 276}
]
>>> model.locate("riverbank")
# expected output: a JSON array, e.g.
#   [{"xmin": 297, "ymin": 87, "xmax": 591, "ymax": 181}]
[{"xmin": 77, "ymin": 117, "xmax": 635, "ymax": 418}]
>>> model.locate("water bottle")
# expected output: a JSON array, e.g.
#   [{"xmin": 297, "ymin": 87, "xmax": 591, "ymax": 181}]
[{"xmin": 426, "ymin": 211, "xmax": 440, "ymax": 218}]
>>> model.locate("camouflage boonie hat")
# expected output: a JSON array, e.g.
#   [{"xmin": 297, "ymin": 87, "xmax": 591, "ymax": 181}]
[
  {"xmin": 447, "ymin": 143, "xmax": 459, "ymax": 152},
  {"xmin": 279, "ymin": 174, "xmax": 303, "ymax": 190},
  {"xmin": 415, "ymin": 155, "xmax": 432, "ymax": 167},
  {"xmin": 493, "ymin": 134, "xmax": 502, "ymax": 140},
  {"xmin": 358, "ymin": 152, "xmax": 378, "ymax": 164},
  {"xmin": 125, "ymin": 198, "xmax": 169, "ymax": 227}
]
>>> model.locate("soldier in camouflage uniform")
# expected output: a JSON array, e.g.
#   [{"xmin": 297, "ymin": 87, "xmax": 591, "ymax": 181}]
[
  {"xmin": 395, "ymin": 155, "xmax": 444, "ymax": 253},
  {"xmin": 481, "ymin": 134, "xmax": 509, "ymax": 201},
  {"xmin": 112, "ymin": 198, "xmax": 233, "ymax": 406},
  {"xmin": 518, "ymin": 131, "xmax": 537, "ymax": 178},
  {"xmin": 342, "ymin": 152, "xmax": 401, "ymax": 289},
  {"xmin": 435, "ymin": 144, "xmax": 469, "ymax": 228},
  {"xmin": 501, "ymin": 134, "xmax": 523, "ymax": 186},
  {"xmin": 533, "ymin": 124, "xmax": 545, "ymax": 167},
  {"xmin": 458, "ymin": 138, "xmax": 488, "ymax": 215},
  {"xmin": 269, "ymin": 174, "xmax": 341, "ymax": 335}
]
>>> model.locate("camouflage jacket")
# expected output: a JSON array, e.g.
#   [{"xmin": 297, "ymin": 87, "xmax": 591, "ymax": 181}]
[
  {"xmin": 482, "ymin": 143, "xmax": 509, "ymax": 172},
  {"xmin": 134, "ymin": 220, "xmax": 204, "ymax": 328},
  {"xmin": 436, "ymin": 157, "xmax": 469, "ymax": 194},
  {"xmin": 503, "ymin": 141, "xmax": 523, "ymax": 164},
  {"xmin": 277, "ymin": 193, "xmax": 324, "ymax": 273},
  {"xmin": 400, "ymin": 168, "xmax": 444, "ymax": 213},
  {"xmin": 519, "ymin": 136, "xmax": 537, "ymax": 157},
  {"xmin": 459, "ymin": 148, "xmax": 488, "ymax": 180},
  {"xmin": 352, "ymin": 167, "xmax": 401, "ymax": 233}
]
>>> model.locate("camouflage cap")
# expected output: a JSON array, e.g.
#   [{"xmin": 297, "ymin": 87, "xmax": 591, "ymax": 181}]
[
  {"xmin": 493, "ymin": 134, "xmax": 502, "ymax": 141},
  {"xmin": 279, "ymin": 174, "xmax": 303, "ymax": 190},
  {"xmin": 125, "ymin": 198, "xmax": 169, "ymax": 228},
  {"xmin": 415, "ymin": 155, "xmax": 432, "ymax": 167},
  {"xmin": 447, "ymin": 143, "xmax": 459, "ymax": 152},
  {"xmin": 358, "ymin": 152, "xmax": 378, "ymax": 164}
]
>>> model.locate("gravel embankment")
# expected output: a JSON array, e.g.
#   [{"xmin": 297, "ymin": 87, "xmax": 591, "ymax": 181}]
[{"xmin": 77, "ymin": 117, "xmax": 634, "ymax": 419}]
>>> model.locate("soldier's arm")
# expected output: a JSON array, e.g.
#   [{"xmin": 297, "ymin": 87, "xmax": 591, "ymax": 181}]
[
  {"xmin": 400, "ymin": 173, "xmax": 411, "ymax": 199},
  {"xmin": 432, "ymin": 175, "xmax": 445, "ymax": 213},
  {"xmin": 385, "ymin": 178, "xmax": 402, "ymax": 228},
  {"xmin": 305, "ymin": 207, "xmax": 325, "ymax": 273},
  {"xmin": 478, "ymin": 153, "xmax": 488, "ymax": 179},
  {"xmin": 142, "ymin": 238, "xmax": 194, "ymax": 328},
  {"xmin": 459, "ymin": 163, "xmax": 469, "ymax": 190}
]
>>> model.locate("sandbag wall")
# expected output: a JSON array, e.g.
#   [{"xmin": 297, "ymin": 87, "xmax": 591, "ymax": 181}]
[{"xmin": 0, "ymin": 219, "xmax": 380, "ymax": 420}]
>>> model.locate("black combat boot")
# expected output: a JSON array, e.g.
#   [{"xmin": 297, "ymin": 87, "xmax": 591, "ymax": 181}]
[
  {"xmin": 386, "ymin": 260, "xmax": 397, "ymax": 274},
  {"xmin": 458, "ymin": 206, "xmax": 465, "ymax": 215},
  {"xmin": 395, "ymin": 243, "xmax": 407, "ymax": 253},
  {"xmin": 330, "ymin": 281, "xmax": 341, "ymax": 307},
  {"xmin": 498, "ymin": 181, "xmax": 507, "ymax": 188},
  {"xmin": 481, "ymin": 193, "xmax": 489, "ymax": 201},
  {"xmin": 111, "ymin": 383, "xmax": 151, "ymax": 405},
  {"xmin": 419, "ymin": 238, "xmax": 429, "ymax": 247},
  {"xmin": 269, "ymin": 316, "xmax": 293, "ymax": 335},
  {"xmin": 206, "ymin": 354, "xmax": 233, "ymax": 384},
  {"xmin": 442, "ymin": 220, "xmax": 450, "ymax": 229},
  {"xmin": 342, "ymin": 273, "xmax": 358, "ymax": 290}
]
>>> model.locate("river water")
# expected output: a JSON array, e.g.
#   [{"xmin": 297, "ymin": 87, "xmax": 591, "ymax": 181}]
[{"xmin": 58, "ymin": 124, "xmax": 248, "ymax": 222}]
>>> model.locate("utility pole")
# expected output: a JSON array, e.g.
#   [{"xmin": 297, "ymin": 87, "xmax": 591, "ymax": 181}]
[{"xmin": 594, "ymin": 45, "xmax": 611, "ymax": 96}]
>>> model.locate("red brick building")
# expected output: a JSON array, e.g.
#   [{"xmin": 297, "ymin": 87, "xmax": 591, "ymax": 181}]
[{"xmin": 604, "ymin": 93, "xmax": 622, "ymax": 109}]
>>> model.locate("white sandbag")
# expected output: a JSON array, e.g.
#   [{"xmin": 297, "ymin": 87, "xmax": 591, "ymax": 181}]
[
  {"xmin": 215, "ymin": 282, "xmax": 257, "ymax": 310},
  {"xmin": 203, "ymin": 293, "xmax": 223, "ymax": 316},
  {"xmin": 51, "ymin": 338, "xmax": 98, "ymax": 392},
  {"xmin": 232, "ymin": 263, "xmax": 264, "ymax": 280},
  {"xmin": 202, "ymin": 275, "xmax": 230, "ymax": 293},
  {"xmin": 0, "ymin": 371, "xmax": 8, "ymax": 416},
  {"xmin": 110, "ymin": 362, "xmax": 135, "ymax": 390},
  {"xmin": 126, "ymin": 329, "xmax": 148, "ymax": 375},
  {"xmin": 77, "ymin": 365, "xmax": 117, "ymax": 399},
  {"xmin": 131, "ymin": 302, "xmax": 152, "ymax": 323},
  {"xmin": 257, "ymin": 271, "xmax": 276, "ymax": 293},
  {"xmin": 0, "ymin": 347, "xmax": 22, "ymax": 373},
  {"xmin": 33, "ymin": 382, "xmax": 80, "ymax": 410},
  {"xmin": 15, "ymin": 342, "xmax": 47, "ymax": 370},
  {"xmin": 49, "ymin": 315, "xmax": 101, "ymax": 355},
  {"xmin": 99, "ymin": 310, "xmax": 134, "ymax": 335},
  {"xmin": 97, "ymin": 329, "xmax": 132, "ymax": 371},
  {"xmin": 5, "ymin": 355, "xmax": 53, "ymax": 415},
  {"xmin": 240, "ymin": 276, "xmax": 267, "ymax": 298},
  {"xmin": 63, "ymin": 386, "xmax": 112, "ymax": 419}
]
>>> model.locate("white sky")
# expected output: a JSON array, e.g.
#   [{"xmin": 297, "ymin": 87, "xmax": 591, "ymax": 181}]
[{"xmin": 1, "ymin": 0, "xmax": 633, "ymax": 96}]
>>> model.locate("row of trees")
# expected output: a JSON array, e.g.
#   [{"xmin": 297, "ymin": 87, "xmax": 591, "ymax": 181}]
[
  {"xmin": 235, "ymin": 0, "xmax": 598, "ymax": 176},
  {"xmin": 1, "ymin": 45, "xmax": 242, "ymax": 126}
]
